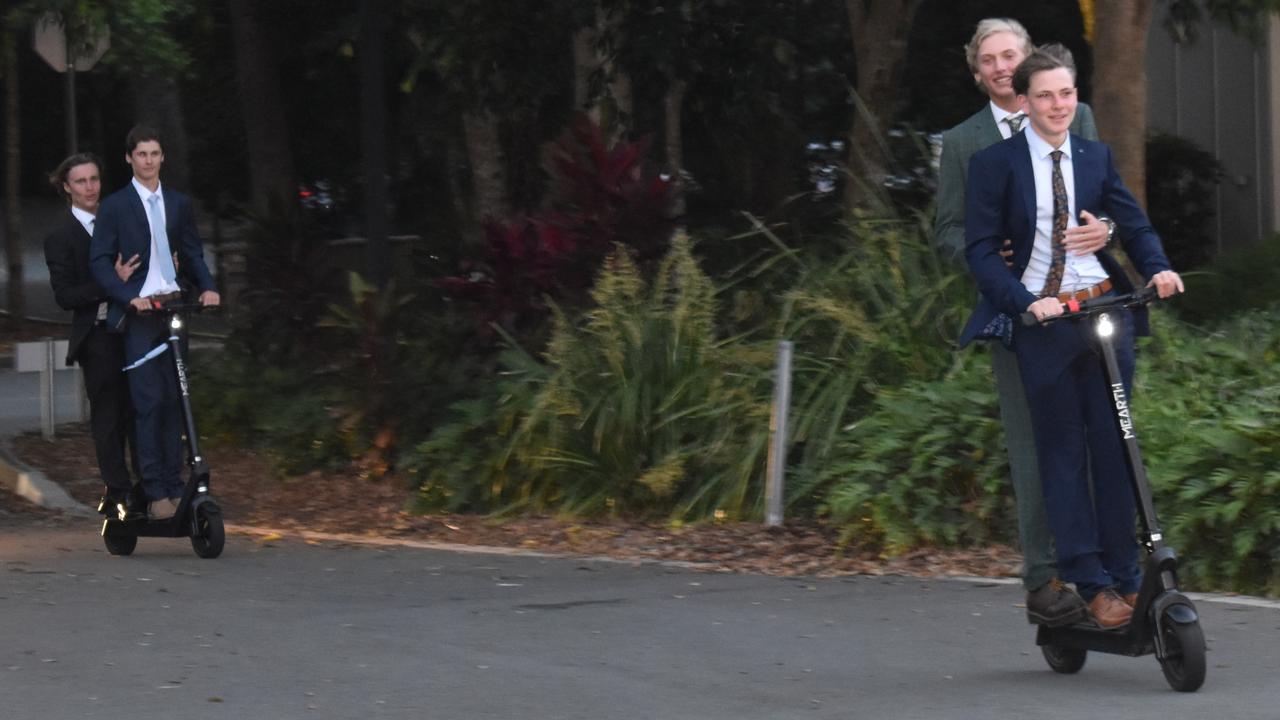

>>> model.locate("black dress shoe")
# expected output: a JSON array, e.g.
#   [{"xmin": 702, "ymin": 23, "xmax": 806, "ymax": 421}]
[
  {"xmin": 98, "ymin": 490, "xmax": 145, "ymax": 521},
  {"xmin": 1026, "ymin": 578, "xmax": 1088, "ymax": 627}
]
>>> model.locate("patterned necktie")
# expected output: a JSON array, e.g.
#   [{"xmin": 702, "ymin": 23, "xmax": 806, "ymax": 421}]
[
  {"xmin": 1042, "ymin": 150, "xmax": 1068, "ymax": 298},
  {"xmin": 146, "ymin": 194, "xmax": 178, "ymax": 285},
  {"xmin": 1004, "ymin": 114, "xmax": 1026, "ymax": 134}
]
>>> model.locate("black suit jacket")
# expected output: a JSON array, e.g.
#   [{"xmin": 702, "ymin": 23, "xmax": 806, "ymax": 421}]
[{"xmin": 44, "ymin": 211, "xmax": 107, "ymax": 366}]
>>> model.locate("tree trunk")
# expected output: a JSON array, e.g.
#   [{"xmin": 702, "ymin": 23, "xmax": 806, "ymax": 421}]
[
  {"xmin": 229, "ymin": 0, "xmax": 297, "ymax": 217},
  {"xmin": 844, "ymin": 0, "xmax": 921, "ymax": 211},
  {"xmin": 573, "ymin": 5, "xmax": 632, "ymax": 133},
  {"xmin": 572, "ymin": 23, "xmax": 597, "ymax": 115},
  {"xmin": 360, "ymin": 0, "xmax": 390, "ymax": 288},
  {"xmin": 3, "ymin": 27, "xmax": 22, "ymax": 321},
  {"xmin": 664, "ymin": 79, "xmax": 687, "ymax": 218},
  {"xmin": 1092, "ymin": 0, "xmax": 1154, "ymax": 207},
  {"xmin": 462, "ymin": 108, "xmax": 509, "ymax": 224}
]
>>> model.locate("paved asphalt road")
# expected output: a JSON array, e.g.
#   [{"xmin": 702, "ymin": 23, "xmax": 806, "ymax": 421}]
[{"xmin": 2, "ymin": 514, "xmax": 1278, "ymax": 720}]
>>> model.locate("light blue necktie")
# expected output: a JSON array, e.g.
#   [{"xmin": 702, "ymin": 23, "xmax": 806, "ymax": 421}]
[{"xmin": 146, "ymin": 194, "xmax": 178, "ymax": 284}]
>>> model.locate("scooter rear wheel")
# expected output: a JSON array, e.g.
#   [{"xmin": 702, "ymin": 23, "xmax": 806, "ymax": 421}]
[
  {"xmin": 103, "ymin": 532, "xmax": 137, "ymax": 556},
  {"xmin": 1158, "ymin": 618, "xmax": 1206, "ymax": 692},
  {"xmin": 1041, "ymin": 644, "xmax": 1086, "ymax": 674},
  {"xmin": 190, "ymin": 504, "xmax": 225, "ymax": 559}
]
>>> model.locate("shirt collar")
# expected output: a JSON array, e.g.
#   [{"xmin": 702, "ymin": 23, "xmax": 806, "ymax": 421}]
[
  {"xmin": 70, "ymin": 205, "xmax": 95, "ymax": 228},
  {"xmin": 1025, "ymin": 125, "xmax": 1072, "ymax": 161},
  {"xmin": 989, "ymin": 101, "xmax": 1024, "ymax": 130},
  {"xmin": 131, "ymin": 177, "xmax": 163, "ymax": 202}
]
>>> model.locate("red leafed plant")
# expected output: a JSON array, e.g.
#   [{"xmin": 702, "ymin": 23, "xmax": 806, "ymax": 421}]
[{"xmin": 438, "ymin": 114, "xmax": 674, "ymax": 340}]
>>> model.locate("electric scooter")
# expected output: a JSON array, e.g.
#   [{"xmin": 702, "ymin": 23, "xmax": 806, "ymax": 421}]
[
  {"xmin": 101, "ymin": 300, "xmax": 225, "ymax": 559},
  {"xmin": 1020, "ymin": 286, "xmax": 1206, "ymax": 692}
]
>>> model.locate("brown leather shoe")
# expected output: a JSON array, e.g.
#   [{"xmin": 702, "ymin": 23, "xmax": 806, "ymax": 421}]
[
  {"xmin": 1025, "ymin": 578, "xmax": 1088, "ymax": 626},
  {"xmin": 1123, "ymin": 593, "xmax": 1138, "ymax": 608},
  {"xmin": 1088, "ymin": 589, "xmax": 1133, "ymax": 628}
]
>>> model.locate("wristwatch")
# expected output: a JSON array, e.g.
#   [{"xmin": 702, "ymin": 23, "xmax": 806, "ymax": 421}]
[{"xmin": 1098, "ymin": 215, "xmax": 1116, "ymax": 245}]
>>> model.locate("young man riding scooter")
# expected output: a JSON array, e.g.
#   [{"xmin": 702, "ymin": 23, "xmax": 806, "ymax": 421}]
[
  {"xmin": 960, "ymin": 46, "xmax": 1184, "ymax": 628},
  {"xmin": 89, "ymin": 125, "xmax": 221, "ymax": 521}
]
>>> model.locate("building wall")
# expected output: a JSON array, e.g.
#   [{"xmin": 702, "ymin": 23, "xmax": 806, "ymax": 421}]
[{"xmin": 1145, "ymin": 8, "xmax": 1275, "ymax": 252}]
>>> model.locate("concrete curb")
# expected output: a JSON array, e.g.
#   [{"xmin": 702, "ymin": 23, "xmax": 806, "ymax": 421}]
[{"xmin": 0, "ymin": 437, "xmax": 95, "ymax": 516}]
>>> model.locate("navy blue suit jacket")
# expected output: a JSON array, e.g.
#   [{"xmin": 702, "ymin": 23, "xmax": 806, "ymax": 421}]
[
  {"xmin": 89, "ymin": 183, "xmax": 217, "ymax": 330},
  {"xmin": 959, "ymin": 131, "xmax": 1172, "ymax": 347}
]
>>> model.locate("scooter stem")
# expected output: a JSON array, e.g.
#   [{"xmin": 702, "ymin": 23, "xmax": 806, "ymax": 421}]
[{"xmin": 1094, "ymin": 311, "xmax": 1164, "ymax": 553}]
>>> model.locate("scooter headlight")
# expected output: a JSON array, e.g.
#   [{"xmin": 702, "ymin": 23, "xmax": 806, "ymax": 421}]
[
  {"xmin": 170, "ymin": 316, "xmax": 183, "ymax": 331},
  {"xmin": 1096, "ymin": 313, "xmax": 1114, "ymax": 338}
]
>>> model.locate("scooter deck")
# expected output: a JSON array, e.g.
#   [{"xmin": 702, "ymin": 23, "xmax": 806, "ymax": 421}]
[
  {"xmin": 102, "ymin": 514, "xmax": 190, "ymax": 539},
  {"xmin": 1037, "ymin": 621, "xmax": 1154, "ymax": 657}
]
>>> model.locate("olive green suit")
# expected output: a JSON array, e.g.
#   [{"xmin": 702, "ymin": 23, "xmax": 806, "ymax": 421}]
[{"xmin": 934, "ymin": 102, "xmax": 1098, "ymax": 592}]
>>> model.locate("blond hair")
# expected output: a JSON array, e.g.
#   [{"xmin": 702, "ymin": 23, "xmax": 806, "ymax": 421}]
[{"xmin": 964, "ymin": 18, "xmax": 1035, "ymax": 77}]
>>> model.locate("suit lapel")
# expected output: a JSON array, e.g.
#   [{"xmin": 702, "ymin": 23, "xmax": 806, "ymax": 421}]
[
  {"xmin": 1010, "ymin": 132, "xmax": 1036, "ymax": 241},
  {"xmin": 974, "ymin": 108, "xmax": 1002, "ymax": 148},
  {"xmin": 126, "ymin": 187, "xmax": 150, "ymax": 252},
  {"xmin": 1071, "ymin": 134, "xmax": 1094, "ymax": 209}
]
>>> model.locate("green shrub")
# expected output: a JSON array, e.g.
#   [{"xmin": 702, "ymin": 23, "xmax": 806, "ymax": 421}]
[
  {"xmin": 405, "ymin": 233, "xmax": 773, "ymax": 520},
  {"xmin": 401, "ymin": 345, "xmax": 546, "ymax": 513},
  {"xmin": 815, "ymin": 351, "xmax": 1014, "ymax": 552},
  {"xmin": 1139, "ymin": 307, "xmax": 1280, "ymax": 595},
  {"xmin": 191, "ymin": 352, "xmax": 357, "ymax": 475},
  {"xmin": 744, "ymin": 215, "xmax": 974, "ymax": 511},
  {"xmin": 1174, "ymin": 234, "xmax": 1280, "ymax": 326}
]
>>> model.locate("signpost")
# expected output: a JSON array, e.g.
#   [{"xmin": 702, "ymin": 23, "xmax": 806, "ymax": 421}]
[{"xmin": 32, "ymin": 13, "xmax": 110, "ymax": 154}]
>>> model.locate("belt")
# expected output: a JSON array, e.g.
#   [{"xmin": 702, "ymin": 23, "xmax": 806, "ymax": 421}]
[{"xmin": 1053, "ymin": 278, "xmax": 1111, "ymax": 304}]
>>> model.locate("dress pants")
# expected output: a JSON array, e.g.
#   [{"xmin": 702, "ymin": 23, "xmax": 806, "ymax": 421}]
[
  {"xmin": 79, "ymin": 325, "xmax": 135, "ymax": 492},
  {"xmin": 990, "ymin": 343, "xmax": 1056, "ymax": 592},
  {"xmin": 1013, "ymin": 304, "xmax": 1140, "ymax": 601},
  {"xmin": 122, "ymin": 313, "xmax": 184, "ymax": 502}
]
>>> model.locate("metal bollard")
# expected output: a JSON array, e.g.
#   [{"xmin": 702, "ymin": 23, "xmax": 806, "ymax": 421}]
[
  {"xmin": 764, "ymin": 340, "xmax": 793, "ymax": 527},
  {"xmin": 40, "ymin": 338, "xmax": 57, "ymax": 439}
]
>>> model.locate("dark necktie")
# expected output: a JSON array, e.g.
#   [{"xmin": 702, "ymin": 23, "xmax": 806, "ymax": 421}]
[
  {"xmin": 1004, "ymin": 114, "xmax": 1025, "ymax": 135},
  {"xmin": 1042, "ymin": 149, "xmax": 1068, "ymax": 298}
]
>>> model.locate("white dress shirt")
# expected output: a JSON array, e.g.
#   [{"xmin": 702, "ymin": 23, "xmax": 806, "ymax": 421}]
[
  {"xmin": 71, "ymin": 205, "xmax": 108, "ymax": 321},
  {"xmin": 132, "ymin": 178, "xmax": 182, "ymax": 298},
  {"xmin": 990, "ymin": 101, "xmax": 1025, "ymax": 141},
  {"xmin": 1020, "ymin": 128, "xmax": 1108, "ymax": 296}
]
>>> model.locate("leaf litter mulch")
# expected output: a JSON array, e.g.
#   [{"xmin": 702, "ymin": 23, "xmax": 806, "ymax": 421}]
[{"xmin": 7, "ymin": 423, "xmax": 1023, "ymax": 580}]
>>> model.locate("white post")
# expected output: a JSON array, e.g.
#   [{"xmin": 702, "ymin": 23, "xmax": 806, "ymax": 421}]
[
  {"xmin": 764, "ymin": 340, "xmax": 793, "ymax": 527},
  {"xmin": 40, "ymin": 338, "xmax": 57, "ymax": 439}
]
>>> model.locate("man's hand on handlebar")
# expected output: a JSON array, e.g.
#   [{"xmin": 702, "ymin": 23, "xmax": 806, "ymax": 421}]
[
  {"xmin": 199, "ymin": 290, "xmax": 221, "ymax": 307},
  {"xmin": 1026, "ymin": 296, "xmax": 1064, "ymax": 323},
  {"xmin": 129, "ymin": 297, "xmax": 153, "ymax": 313},
  {"xmin": 1147, "ymin": 270, "xmax": 1184, "ymax": 299}
]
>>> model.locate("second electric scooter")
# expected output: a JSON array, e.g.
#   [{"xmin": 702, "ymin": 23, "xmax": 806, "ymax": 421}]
[{"xmin": 101, "ymin": 300, "xmax": 225, "ymax": 559}]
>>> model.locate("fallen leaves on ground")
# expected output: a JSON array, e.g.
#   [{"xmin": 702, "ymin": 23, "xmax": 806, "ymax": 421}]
[{"xmin": 8, "ymin": 424, "xmax": 1022, "ymax": 580}]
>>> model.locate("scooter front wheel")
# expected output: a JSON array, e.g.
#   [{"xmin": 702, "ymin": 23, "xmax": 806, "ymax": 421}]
[
  {"xmin": 190, "ymin": 503, "xmax": 225, "ymax": 559},
  {"xmin": 1158, "ymin": 618, "xmax": 1206, "ymax": 692},
  {"xmin": 103, "ymin": 531, "xmax": 137, "ymax": 556},
  {"xmin": 1041, "ymin": 644, "xmax": 1086, "ymax": 674}
]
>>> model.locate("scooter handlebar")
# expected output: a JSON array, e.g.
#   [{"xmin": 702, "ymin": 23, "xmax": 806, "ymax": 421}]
[
  {"xmin": 1019, "ymin": 286, "xmax": 1160, "ymax": 327},
  {"xmin": 132, "ymin": 298, "xmax": 224, "ymax": 315}
]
